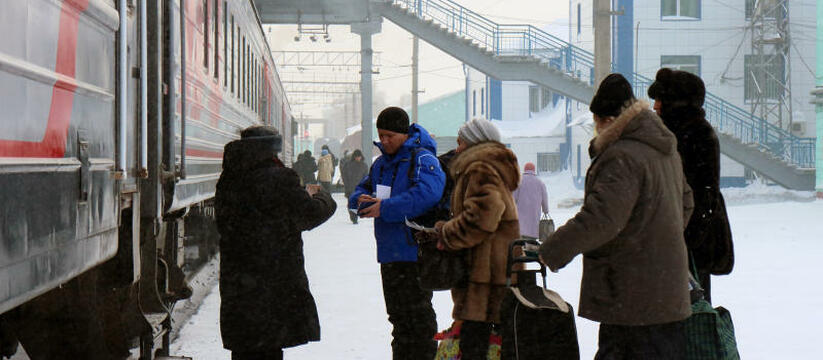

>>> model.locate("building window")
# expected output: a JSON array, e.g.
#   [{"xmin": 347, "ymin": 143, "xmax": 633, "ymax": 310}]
[
  {"xmin": 577, "ymin": 4, "xmax": 581, "ymax": 35},
  {"xmin": 537, "ymin": 152, "xmax": 563, "ymax": 173},
  {"xmin": 744, "ymin": 54, "xmax": 785, "ymax": 101},
  {"xmin": 745, "ymin": 0, "xmax": 778, "ymax": 19},
  {"xmin": 529, "ymin": 86, "xmax": 540, "ymax": 113},
  {"xmin": 661, "ymin": 0, "xmax": 700, "ymax": 19},
  {"xmin": 472, "ymin": 90, "xmax": 477, "ymax": 116},
  {"xmin": 481, "ymin": 88, "xmax": 485, "ymax": 115},
  {"xmin": 660, "ymin": 55, "xmax": 701, "ymax": 76},
  {"xmin": 541, "ymin": 87, "xmax": 552, "ymax": 109}
]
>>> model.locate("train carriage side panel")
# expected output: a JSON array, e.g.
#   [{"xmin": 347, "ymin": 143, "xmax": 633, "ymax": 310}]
[
  {"xmin": 165, "ymin": 0, "xmax": 291, "ymax": 213},
  {"xmin": 0, "ymin": 0, "xmax": 119, "ymax": 315}
]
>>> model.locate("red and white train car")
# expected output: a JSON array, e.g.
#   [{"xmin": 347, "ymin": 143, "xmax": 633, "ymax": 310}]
[{"xmin": 0, "ymin": 0, "xmax": 292, "ymax": 358}]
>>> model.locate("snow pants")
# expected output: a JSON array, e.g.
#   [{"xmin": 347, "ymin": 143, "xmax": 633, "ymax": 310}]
[
  {"xmin": 460, "ymin": 321, "xmax": 495, "ymax": 360},
  {"xmin": 231, "ymin": 349, "xmax": 282, "ymax": 360},
  {"xmin": 594, "ymin": 320, "xmax": 686, "ymax": 360},
  {"xmin": 380, "ymin": 262, "xmax": 437, "ymax": 360}
]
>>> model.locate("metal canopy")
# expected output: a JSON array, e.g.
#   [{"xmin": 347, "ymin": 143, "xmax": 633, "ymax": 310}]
[{"xmin": 254, "ymin": 0, "xmax": 373, "ymax": 24}]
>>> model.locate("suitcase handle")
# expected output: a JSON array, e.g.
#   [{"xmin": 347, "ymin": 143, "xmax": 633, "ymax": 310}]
[{"xmin": 506, "ymin": 239, "xmax": 547, "ymax": 288}]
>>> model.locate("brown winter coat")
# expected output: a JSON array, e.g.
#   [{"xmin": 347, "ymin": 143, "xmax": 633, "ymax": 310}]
[
  {"xmin": 539, "ymin": 100, "xmax": 695, "ymax": 326},
  {"xmin": 441, "ymin": 142, "xmax": 520, "ymax": 323}
]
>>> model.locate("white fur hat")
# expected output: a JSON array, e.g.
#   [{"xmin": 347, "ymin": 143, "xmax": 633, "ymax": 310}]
[{"xmin": 458, "ymin": 118, "xmax": 502, "ymax": 145}]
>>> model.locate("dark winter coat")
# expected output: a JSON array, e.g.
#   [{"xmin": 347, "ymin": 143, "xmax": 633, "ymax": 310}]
[
  {"xmin": 539, "ymin": 100, "xmax": 695, "ymax": 326},
  {"xmin": 661, "ymin": 105, "xmax": 734, "ymax": 276},
  {"xmin": 441, "ymin": 142, "xmax": 520, "ymax": 323},
  {"xmin": 215, "ymin": 138, "xmax": 336, "ymax": 351},
  {"xmin": 293, "ymin": 153, "xmax": 317, "ymax": 184},
  {"xmin": 348, "ymin": 123, "xmax": 446, "ymax": 263},
  {"xmin": 341, "ymin": 157, "xmax": 368, "ymax": 196}
]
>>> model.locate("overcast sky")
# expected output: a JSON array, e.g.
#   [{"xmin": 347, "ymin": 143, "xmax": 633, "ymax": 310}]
[{"xmin": 265, "ymin": 0, "xmax": 570, "ymax": 117}]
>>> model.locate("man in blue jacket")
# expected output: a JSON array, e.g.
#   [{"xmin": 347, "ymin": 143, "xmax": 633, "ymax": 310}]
[{"xmin": 349, "ymin": 107, "xmax": 445, "ymax": 360}]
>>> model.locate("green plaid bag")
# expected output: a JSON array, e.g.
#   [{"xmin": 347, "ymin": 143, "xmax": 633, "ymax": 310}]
[{"xmin": 685, "ymin": 253, "xmax": 740, "ymax": 360}]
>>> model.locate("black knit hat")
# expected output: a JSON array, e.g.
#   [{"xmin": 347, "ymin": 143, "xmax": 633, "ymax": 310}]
[
  {"xmin": 240, "ymin": 125, "xmax": 282, "ymax": 153},
  {"xmin": 647, "ymin": 68, "xmax": 705, "ymax": 107},
  {"xmin": 589, "ymin": 73, "xmax": 636, "ymax": 118},
  {"xmin": 376, "ymin": 107, "xmax": 410, "ymax": 134}
]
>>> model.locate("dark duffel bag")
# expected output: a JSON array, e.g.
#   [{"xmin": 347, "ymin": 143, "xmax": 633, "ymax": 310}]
[
  {"xmin": 500, "ymin": 239, "xmax": 579, "ymax": 360},
  {"xmin": 414, "ymin": 232, "xmax": 467, "ymax": 291}
]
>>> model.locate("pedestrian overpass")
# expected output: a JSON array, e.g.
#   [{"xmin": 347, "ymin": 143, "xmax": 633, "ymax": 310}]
[{"xmin": 254, "ymin": 0, "xmax": 815, "ymax": 190}]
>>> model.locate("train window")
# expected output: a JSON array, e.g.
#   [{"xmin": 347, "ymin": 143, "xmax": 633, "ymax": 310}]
[
  {"xmin": 240, "ymin": 34, "xmax": 244, "ymax": 101},
  {"xmin": 236, "ymin": 26, "xmax": 240, "ymax": 98},
  {"xmin": 254, "ymin": 58, "xmax": 258, "ymax": 111},
  {"xmin": 243, "ymin": 38, "xmax": 246, "ymax": 104},
  {"xmin": 242, "ymin": 42, "xmax": 246, "ymax": 105},
  {"xmin": 223, "ymin": 2, "xmax": 228, "ymax": 87},
  {"xmin": 213, "ymin": 0, "xmax": 219, "ymax": 79},
  {"xmin": 247, "ymin": 46, "xmax": 251, "ymax": 108},
  {"xmin": 203, "ymin": 0, "xmax": 208, "ymax": 69},
  {"xmin": 230, "ymin": 17, "xmax": 234, "ymax": 93}
]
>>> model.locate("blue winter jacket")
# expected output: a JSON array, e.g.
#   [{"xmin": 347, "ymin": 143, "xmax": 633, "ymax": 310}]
[{"xmin": 348, "ymin": 124, "xmax": 446, "ymax": 263}]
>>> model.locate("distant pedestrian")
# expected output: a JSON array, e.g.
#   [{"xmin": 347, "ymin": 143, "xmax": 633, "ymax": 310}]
[
  {"xmin": 216, "ymin": 126, "xmax": 337, "ymax": 360},
  {"xmin": 293, "ymin": 150, "xmax": 317, "ymax": 185},
  {"xmin": 512, "ymin": 162, "xmax": 549, "ymax": 239},
  {"xmin": 434, "ymin": 118, "xmax": 521, "ymax": 360},
  {"xmin": 648, "ymin": 68, "xmax": 734, "ymax": 302},
  {"xmin": 317, "ymin": 148, "xmax": 334, "ymax": 193},
  {"xmin": 539, "ymin": 74, "xmax": 694, "ymax": 359},
  {"xmin": 341, "ymin": 149, "xmax": 369, "ymax": 224},
  {"xmin": 348, "ymin": 107, "xmax": 445, "ymax": 360},
  {"xmin": 321, "ymin": 144, "xmax": 339, "ymax": 179}
]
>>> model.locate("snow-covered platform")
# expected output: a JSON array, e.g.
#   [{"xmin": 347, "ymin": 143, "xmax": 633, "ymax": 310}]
[{"xmin": 171, "ymin": 182, "xmax": 823, "ymax": 359}]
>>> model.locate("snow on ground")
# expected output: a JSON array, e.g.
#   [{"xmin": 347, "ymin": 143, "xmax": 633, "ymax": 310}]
[{"xmin": 173, "ymin": 183, "xmax": 823, "ymax": 359}]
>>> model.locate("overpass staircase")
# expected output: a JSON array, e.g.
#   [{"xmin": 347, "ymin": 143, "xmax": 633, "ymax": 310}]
[{"xmin": 375, "ymin": 0, "xmax": 815, "ymax": 190}]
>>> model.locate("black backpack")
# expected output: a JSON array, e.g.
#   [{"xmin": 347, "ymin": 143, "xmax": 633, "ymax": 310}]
[{"xmin": 407, "ymin": 149, "xmax": 456, "ymax": 228}]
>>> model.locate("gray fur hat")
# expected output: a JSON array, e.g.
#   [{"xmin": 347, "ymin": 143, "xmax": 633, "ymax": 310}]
[{"xmin": 458, "ymin": 118, "xmax": 502, "ymax": 145}]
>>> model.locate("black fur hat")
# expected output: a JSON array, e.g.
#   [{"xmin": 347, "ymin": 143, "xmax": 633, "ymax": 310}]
[
  {"xmin": 240, "ymin": 125, "xmax": 282, "ymax": 153},
  {"xmin": 376, "ymin": 107, "xmax": 410, "ymax": 134},
  {"xmin": 647, "ymin": 68, "xmax": 705, "ymax": 107},
  {"xmin": 590, "ymin": 73, "xmax": 636, "ymax": 118}
]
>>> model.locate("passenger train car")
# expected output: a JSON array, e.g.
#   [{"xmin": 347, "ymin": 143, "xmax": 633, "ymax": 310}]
[{"xmin": 0, "ymin": 0, "xmax": 292, "ymax": 358}]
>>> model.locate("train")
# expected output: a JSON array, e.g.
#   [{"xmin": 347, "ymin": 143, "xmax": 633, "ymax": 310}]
[{"xmin": 0, "ymin": 0, "xmax": 293, "ymax": 358}]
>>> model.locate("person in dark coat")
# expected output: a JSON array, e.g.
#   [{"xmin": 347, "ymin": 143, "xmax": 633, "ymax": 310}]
[
  {"xmin": 539, "ymin": 74, "xmax": 694, "ymax": 359},
  {"xmin": 293, "ymin": 150, "xmax": 318, "ymax": 185},
  {"xmin": 648, "ymin": 68, "xmax": 734, "ymax": 302},
  {"xmin": 215, "ymin": 126, "xmax": 337, "ymax": 360},
  {"xmin": 341, "ymin": 149, "xmax": 369, "ymax": 223},
  {"xmin": 348, "ymin": 107, "xmax": 446, "ymax": 360}
]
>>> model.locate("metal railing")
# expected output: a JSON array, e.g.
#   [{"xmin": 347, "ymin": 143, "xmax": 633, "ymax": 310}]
[
  {"xmin": 629, "ymin": 73, "xmax": 815, "ymax": 168},
  {"xmin": 389, "ymin": 0, "xmax": 814, "ymax": 169}
]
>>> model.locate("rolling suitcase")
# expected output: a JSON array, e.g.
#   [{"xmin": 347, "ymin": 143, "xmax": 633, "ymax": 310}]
[{"xmin": 499, "ymin": 239, "xmax": 579, "ymax": 360}]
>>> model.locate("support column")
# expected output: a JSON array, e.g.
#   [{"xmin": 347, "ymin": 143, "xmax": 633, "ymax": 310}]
[
  {"xmin": 412, "ymin": 36, "xmax": 419, "ymax": 124},
  {"xmin": 593, "ymin": 0, "xmax": 611, "ymax": 87},
  {"xmin": 352, "ymin": 19, "xmax": 382, "ymax": 166},
  {"xmin": 815, "ymin": 0, "xmax": 823, "ymax": 198}
]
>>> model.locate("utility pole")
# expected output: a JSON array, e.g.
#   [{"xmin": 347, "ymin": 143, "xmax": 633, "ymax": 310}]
[
  {"xmin": 412, "ymin": 36, "xmax": 419, "ymax": 123},
  {"xmin": 593, "ymin": 0, "xmax": 611, "ymax": 87},
  {"xmin": 351, "ymin": 19, "xmax": 382, "ymax": 166}
]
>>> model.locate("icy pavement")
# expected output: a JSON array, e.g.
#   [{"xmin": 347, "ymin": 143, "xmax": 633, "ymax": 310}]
[{"xmin": 172, "ymin": 192, "xmax": 823, "ymax": 359}]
